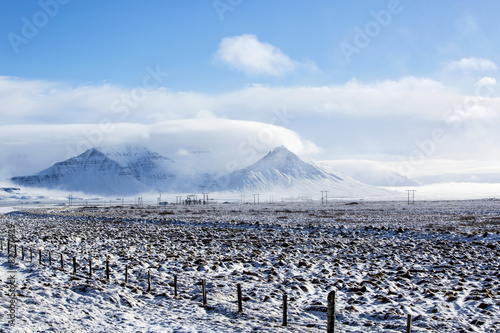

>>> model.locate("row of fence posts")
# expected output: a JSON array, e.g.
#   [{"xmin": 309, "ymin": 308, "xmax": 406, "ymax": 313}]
[{"xmin": 1, "ymin": 239, "xmax": 413, "ymax": 332}]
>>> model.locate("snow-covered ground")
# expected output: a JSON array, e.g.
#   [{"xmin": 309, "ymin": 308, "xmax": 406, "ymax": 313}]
[{"xmin": 0, "ymin": 200, "xmax": 499, "ymax": 332}]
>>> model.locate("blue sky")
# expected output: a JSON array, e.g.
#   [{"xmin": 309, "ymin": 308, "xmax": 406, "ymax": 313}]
[
  {"xmin": 2, "ymin": 1, "xmax": 498, "ymax": 89},
  {"xmin": 1, "ymin": 0, "xmax": 500, "ymax": 180}
]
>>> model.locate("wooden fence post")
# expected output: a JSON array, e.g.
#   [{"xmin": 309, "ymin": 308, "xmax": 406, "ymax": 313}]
[
  {"xmin": 48, "ymin": 251, "xmax": 51, "ymax": 266},
  {"xmin": 73, "ymin": 257, "xmax": 76, "ymax": 274},
  {"xmin": 327, "ymin": 290, "xmax": 336, "ymax": 333},
  {"xmin": 39, "ymin": 249, "xmax": 42, "ymax": 265},
  {"xmin": 125, "ymin": 265, "xmax": 128, "ymax": 284},
  {"xmin": 89, "ymin": 258, "xmax": 92, "ymax": 277},
  {"xmin": 60, "ymin": 253, "xmax": 64, "ymax": 270},
  {"xmin": 407, "ymin": 314, "xmax": 412, "ymax": 333},
  {"xmin": 0, "ymin": 238, "xmax": 2, "ymax": 251},
  {"xmin": 106, "ymin": 259, "xmax": 110, "ymax": 280},
  {"xmin": 147, "ymin": 271, "xmax": 151, "ymax": 292},
  {"xmin": 282, "ymin": 292, "xmax": 288, "ymax": 327},
  {"xmin": 237, "ymin": 283, "xmax": 243, "ymax": 313},
  {"xmin": 202, "ymin": 279, "xmax": 207, "ymax": 306},
  {"xmin": 174, "ymin": 275, "xmax": 178, "ymax": 297}
]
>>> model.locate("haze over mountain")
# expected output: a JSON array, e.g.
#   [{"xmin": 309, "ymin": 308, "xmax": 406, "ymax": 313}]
[
  {"xmin": 319, "ymin": 160, "xmax": 420, "ymax": 187},
  {"xmin": 11, "ymin": 146, "xmax": 398, "ymax": 198}
]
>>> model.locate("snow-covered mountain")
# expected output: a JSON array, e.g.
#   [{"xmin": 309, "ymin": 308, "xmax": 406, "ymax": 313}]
[
  {"xmin": 211, "ymin": 146, "xmax": 397, "ymax": 198},
  {"xmin": 11, "ymin": 146, "xmax": 183, "ymax": 195},
  {"xmin": 212, "ymin": 146, "xmax": 341, "ymax": 191},
  {"xmin": 11, "ymin": 147, "xmax": 152, "ymax": 195},
  {"xmin": 95, "ymin": 146, "xmax": 177, "ymax": 190},
  {"xmin": 11, "ymin": 146, "xmax": 211, "ymax": 195},
  {"xmin": 11, "ymin": 146, "xmax": 399, "ymax": 198}
]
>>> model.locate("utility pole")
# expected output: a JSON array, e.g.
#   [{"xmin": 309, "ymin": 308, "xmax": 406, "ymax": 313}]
[
  {"xmin": 68, "ymin": 194, "xmax": 73, "ymax": 207},
  {"xmin": 321, "ymin": 191, "xmax": 329, "ymax": 205},
  {"xmin": 253, "ymin": 194, "xmax": 260, "ymax": 205},
  {"xmin": 406, "ymin": 190, "xmax": 416, "ymax": 205},
  {"xmin": 202, "ymin": 193, "xmax": 209, "ymax": 204}
]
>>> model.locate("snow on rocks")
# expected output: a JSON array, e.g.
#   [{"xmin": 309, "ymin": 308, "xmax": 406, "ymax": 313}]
[{"xmin": 0, "ymin": 199, "xmax": 499, "ymax": 332}]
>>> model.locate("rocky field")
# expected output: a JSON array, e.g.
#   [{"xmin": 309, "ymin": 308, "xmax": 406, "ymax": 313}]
[{"xmin": 1, "ymin": 199, "xmax": 499, "ymax": 332}]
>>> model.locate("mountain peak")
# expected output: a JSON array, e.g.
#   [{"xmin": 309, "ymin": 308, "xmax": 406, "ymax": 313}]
[
  {"xmin": 257, "ymin": 146, "xmax": 304, "ymax": 167},
  {"xmin": 270, "ymin": 145, "xmax": 295, "ymax": 155},
  {"xmin": 262, "ymin": 146, "xmax": 299, "ymax": 161},
  {"xmin": 212, "ymin": 145, "xmax": 340, "ymax": 192}
]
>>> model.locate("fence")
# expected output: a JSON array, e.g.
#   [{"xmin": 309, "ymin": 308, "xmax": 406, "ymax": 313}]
[{"xmin": 1, "ymin": 238, "xmax": 414, "ymax": 332}]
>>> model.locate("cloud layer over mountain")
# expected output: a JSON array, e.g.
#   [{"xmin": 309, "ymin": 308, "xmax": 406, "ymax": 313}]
[{"xmin": 11, "ymin": 146, "xmax": 397, "ymax": 199}]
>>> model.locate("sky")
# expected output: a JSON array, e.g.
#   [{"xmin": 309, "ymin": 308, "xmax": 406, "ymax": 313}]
[{"xmin": 1, "ymin": 0, "xmax": 500, "ymax": 182}]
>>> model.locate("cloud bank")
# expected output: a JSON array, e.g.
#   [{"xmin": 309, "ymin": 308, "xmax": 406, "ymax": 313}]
[
  {"xmin": 1, "ymin": 71, "xmax": 499, "ymax": 181},
  {"xmin": 0, "ymin": 117, "xmax": 319, "ymax": 177},
  {"xmin": 2, "ymin": 75, "xmax": 498, "ymax": 125}
]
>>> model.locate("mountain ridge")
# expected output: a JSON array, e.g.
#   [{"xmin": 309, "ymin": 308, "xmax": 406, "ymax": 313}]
[
  {"xmin": 11, "ymin": 148, "xmax": 150, "ymax": 194},
  {"xmin": 11, "ymin": 145, "xmax": 397, "ymax": 198}
]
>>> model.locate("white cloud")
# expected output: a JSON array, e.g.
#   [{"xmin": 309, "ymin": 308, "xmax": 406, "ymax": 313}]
[
  {"xmin": 0, "ymin": 75, "xmax": 467, "ymax": 126},
  {"xmin": 4, "ymin": 75, "xmax": 500, "ymax": 126},
  {"xmin": 203, "ymin": 76, "xmax": 468, "ymax": 121},
  {"xmin": 0, "ymin": 118, "xmax": 320, "ymax": 177},
  {"xmin": 0, "ymin": 76, "xmax": 126, "ymax": 124},
  {"xmin": 476, "ymin": 76, "xmax": 496, "ymax": 86},
  {"xmin": 214, "ymin": 34, "xmax": 296, "ymax": 76},
  {"xmin": 446, "ymin": 57, "xmax": 498, "ymax": 72},
  {"xmin": 2, "ymin": 75, "xmax": 500, "ymax": 177}
]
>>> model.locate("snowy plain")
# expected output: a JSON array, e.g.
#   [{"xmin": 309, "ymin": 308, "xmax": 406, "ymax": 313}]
[{"xmin": 0, "ymin": 199, "xmax": 499, "ymax": 332}]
